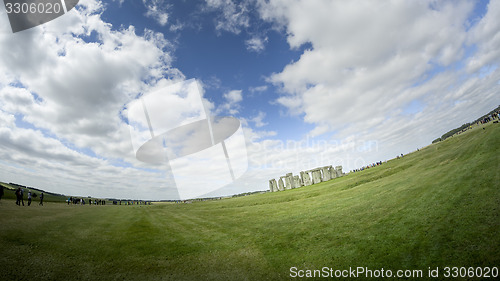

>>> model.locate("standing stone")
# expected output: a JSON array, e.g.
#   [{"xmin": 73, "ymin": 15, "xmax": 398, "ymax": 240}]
[
  {"xmin": 330, "ymin": 166, "xmax": 337, "ymax": 179},
  {"xmin": 322, "ymin": 166, "xmax": 331, "ymax": 181},
  {"xmin": 278, "ymin": 177, "xmax": 285, "ymax": 191},
  {"xmin": 284, "ymin": 175, "xmax": 292, "ymax": 190},
  {"xmin": 301, "ymin": 171, "xmax": 312, "ymax": 186},
  {"xmin": 269, "ymin": 179, "xmax": 278, "ymax": 192},
  {"xmin": 293, "ymin": 175, "xmax": 303, "ymax": 188},
  {"xmin": 317, "ymin": 170, "xmax": 324, "ymax": 182},
  {"xmin": 286, "ymin": 173, "xmax": 295, "ymax": 189},
  {"xmin": 312, "ymin": 169, "xmax": 322, "ymax": 184},
  {"xmin": 335, "ymin": 166, "xmax": 343, "ymax": 177}
]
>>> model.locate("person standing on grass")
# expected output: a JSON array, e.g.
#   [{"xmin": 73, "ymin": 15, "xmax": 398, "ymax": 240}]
[
  {"xmin": 16, "ymin": 187, "xmax": 24, "ymax": 206},
  {"xmin": 39, "ymin": 192, "xmax": 44, "ymax": 206},
  {"xmin": 0, "ymin": 185, "xmax": 4, "ymax": 202},
  {"xmin": 15, "ymin": 187, "xmax": 20, "ymax": 205},
  {"xmin": 28, "ymin": 191, "xmax": 32, "ymax": 206}
]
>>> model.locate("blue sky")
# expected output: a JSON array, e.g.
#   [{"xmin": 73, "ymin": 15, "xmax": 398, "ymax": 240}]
[
  {"xmin": 102, "ymin": 0, "xmax": 315, "ymax": 140},
  {"xmin": 0, "ymin": 0, "xmax": 499, "ymax": 200}
]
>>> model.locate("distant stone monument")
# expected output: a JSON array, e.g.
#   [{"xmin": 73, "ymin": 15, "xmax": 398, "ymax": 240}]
[{"xmin": 269, "ymin": 165, "xmax": 345, "ymax": 192}]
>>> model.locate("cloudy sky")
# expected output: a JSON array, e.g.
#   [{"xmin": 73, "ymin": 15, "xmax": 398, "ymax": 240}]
[{"xmin": 0, "ymin": 0, "xmax": 499, "ymax": 200}]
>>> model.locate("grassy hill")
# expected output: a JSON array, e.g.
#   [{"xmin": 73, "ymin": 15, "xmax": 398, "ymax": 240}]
[{"xmin": 0, "ymin": 122, "xmax": 498, "ymax": 280}]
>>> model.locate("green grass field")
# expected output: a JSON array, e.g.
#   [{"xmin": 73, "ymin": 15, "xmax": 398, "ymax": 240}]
[{"xmin": 1, "ymin": 122, "xmax": 499, "ymax": 280}]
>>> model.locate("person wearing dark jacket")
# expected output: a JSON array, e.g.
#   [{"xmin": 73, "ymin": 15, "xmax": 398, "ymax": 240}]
[
  {"xmin": 15, "ymin": 187, "xmax": 23, "ymax": 206},
  {"xmin": 20, "ymin": 188, "xmax": 24, "ymax": 206}
]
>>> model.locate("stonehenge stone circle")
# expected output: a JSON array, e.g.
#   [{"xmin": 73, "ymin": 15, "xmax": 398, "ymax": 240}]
[{"xmin": 269, "ymin": 165, "xmax": 345, "ymax": 192}]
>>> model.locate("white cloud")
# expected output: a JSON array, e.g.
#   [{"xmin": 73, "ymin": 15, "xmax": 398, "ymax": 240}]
[
  {"xmin": 249, "ymin": 85, "xmax": 267, "ymax": 93},
  {"xmin": 143, "ymin": 0, "xmax": 170, "ymax": 26},
  {"xmin": 0, "ymin": 113, "xmax": 172, "ymax": 199},
  {"xmin": 258, "ymin": 0, "xmax": 498, "ymax": 137},
  {"xmin": 1, "ymin": 0, "xmax": 499, "ymax": 198},
  {"xmin": 245, "ymin": 36, "xmax": 268, "ymax": 52},
  {"xmin": 0, "ymin": 110, "xmax": 15, "ymax": 128},
  {"xmin": 466, "ymin": 0, "xmax": 500, "ymax": 73},
  {"xmin": 204, "ymin": 0, "xmax": 253, "ymax": 34},
  {"xmin": 202, "ymin": 75, "xmax": 222, "ymax": 89},
  {"xmin": 223, "ymin": 0, "xmax": 500, "ymax": 192},
  {"xmin": 217, "ymin": 89, "xmax": 243, "ymax": 115},
  {"xmin": 169, "ymin": 20, "xmax": 185, "ymax": 32},
  {"xmin": 224, "ymin": 89, "xmax": 243, "ymax": 103},
  {"xmin": 250, "ymin": 111, "xmax": 267, "ymax": 127},
  {"xmin": 0, "ymin": 0, "xmax": 184, "ymax": 199}
]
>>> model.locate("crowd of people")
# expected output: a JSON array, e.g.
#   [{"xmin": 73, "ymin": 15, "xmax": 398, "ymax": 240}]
[
  {"xmin": 12, "ymin": 187, "xmax": 44, "ymax": 206},
  {"xmin": 451, "ymin": 110, "xmax": 499, "ymax": 138},
  {"xmin": 117, "ymin": 200, "xmax": 151, "ymax": 205},
  {"xmin": 349, "ymin": 109, "xmax": 500, "ymax": 175},
  {"xmin": 0, "ymin": 186, "xmax": 151, "ymax": 206},
  {"xmin": 67, "ymin": 197, "xmax": 107, "ymax": 205},
  {"xmin": 479, "ymin": 112, "xmax": 500, "ymax": 124},
  {"xmin": 0, "ymin": 186, "xmax": 114, "ymax": 207},
  {"xmin": 66, "ymin": 197, "xmax": 152, "ymax": 206},
  {"xmin": 350, "ymin": 160, "xmax": 385, "ymax": 173}
]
